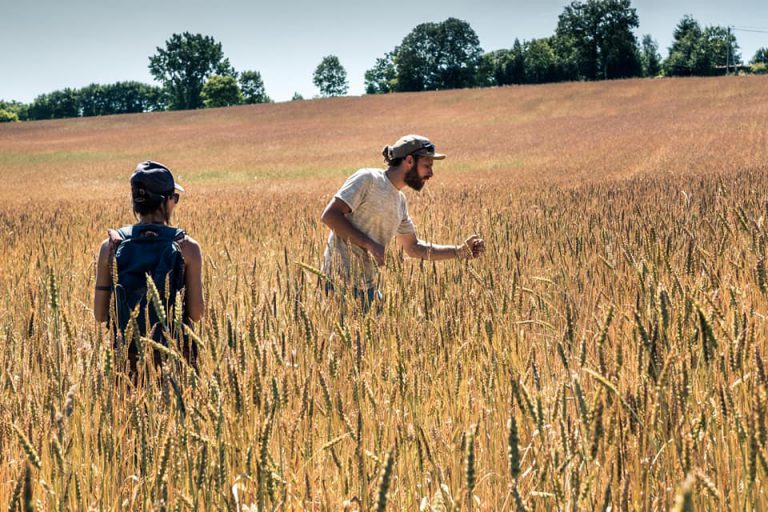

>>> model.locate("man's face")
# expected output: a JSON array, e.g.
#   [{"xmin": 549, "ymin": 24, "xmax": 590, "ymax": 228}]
[{"xmin": 403, "ymin": 156, "xmax": 434, "ymax": 191}]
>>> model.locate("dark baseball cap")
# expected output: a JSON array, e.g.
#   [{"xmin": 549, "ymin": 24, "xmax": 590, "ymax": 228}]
[
  {"xmin": 387, "ymin": 134, "xmax": 446, "ymax": 160},
  {"xmin": 130, "ymin": 161, "xmax": 184, "ymax": 200}
]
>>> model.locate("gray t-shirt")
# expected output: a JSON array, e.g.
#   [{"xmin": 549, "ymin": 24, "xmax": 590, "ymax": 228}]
[{"xmin": 322, "ymin": 168, "xmax": 416, "ymax": 289}]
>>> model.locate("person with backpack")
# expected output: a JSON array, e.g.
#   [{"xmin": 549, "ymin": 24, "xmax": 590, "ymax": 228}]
[
  {"xmin": 320, "ymin": 134, "xmax": 485, "ymax": 309},
  {"xmin": 93, "ymin": 161, "xmax": 204, "ymax": 372}
]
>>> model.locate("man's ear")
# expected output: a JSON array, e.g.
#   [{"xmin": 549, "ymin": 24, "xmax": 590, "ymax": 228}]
[{"xmin": 404, "ymin": 155, "xmax": 414, "ymax": 166}]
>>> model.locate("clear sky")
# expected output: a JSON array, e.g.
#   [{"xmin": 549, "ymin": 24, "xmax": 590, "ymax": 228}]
[{"xmin": 2, "ymin": 0, "xmax": 766, "ymax": 103}]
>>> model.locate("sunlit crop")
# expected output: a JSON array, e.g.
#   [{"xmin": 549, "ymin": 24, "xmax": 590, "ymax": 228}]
[{"xmin": 0, "ymin": 75, "xmax": 767, "ymax": 510}]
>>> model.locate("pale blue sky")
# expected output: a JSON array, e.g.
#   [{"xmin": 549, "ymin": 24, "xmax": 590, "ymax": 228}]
[{"xmin": 2, "ymin": 0, "xmax": 766, "ymax": 103}]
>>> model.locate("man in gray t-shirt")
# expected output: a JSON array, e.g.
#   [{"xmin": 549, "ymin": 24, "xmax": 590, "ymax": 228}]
[{"xmin": 321, "ymin": 134, "xmax": 485, "ymax": 300}]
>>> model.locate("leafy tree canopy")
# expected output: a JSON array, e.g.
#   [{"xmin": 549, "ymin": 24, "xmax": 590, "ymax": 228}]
[
  {"xmin": 239, "ymin": 71, "xmax": 271, "ymax": 104},
  {"xmin": 555, "ymin": 0, "xmax": 641, "ymax": 80},
  {"xmin": 149, "ymin": 32, "xmax": 234, "ymax": 110},
  {"xmin": 0, "ymin": 109, "xmax": 18, "ymax": 123},
  {"xmin": 202, "ymin": 75, "xmax": 242, "ymax": 108},
  {"xmin": 664, "ymin": 16, "xmax": 740, "ymax": 76},
  {"xmin": 753, "ymin": 47, "xmax": 768, "ymax": 65},
  {"xmin": 364, "ymin": 51, "xmax": 398, "ymax": 94},
  {"xmin": 479, "ymin": 40, "xmax": 526, "ymax": 86},
  {"xmin": 640, "ymin": 35, "xmax": 661, "ymax": 77},
  {"xmin": 27, "ymin": 89, "xmax": 79, "ymax": 120},
  {"xmin": 0, "ymin": 100, "xmax": 29, "ymax": 121},
  {"xmin": 313, "ymin": 55, "xmax": 349, "ymax": 97},
  {"xmin": 395, "ymin": 18, "xmax": 483, "ymax": 92}
]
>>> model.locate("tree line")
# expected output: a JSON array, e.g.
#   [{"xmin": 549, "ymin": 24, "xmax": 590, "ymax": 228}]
[
  {"xmin": 2, "ymin": 0, "xmax": 767, "ymax": 123},
  {"xmin": 365, "ymin": 9, "xmax": 761, "ymax": 93}
]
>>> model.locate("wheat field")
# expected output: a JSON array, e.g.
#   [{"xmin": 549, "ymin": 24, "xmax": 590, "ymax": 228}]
[{"xmin": 1, "ymin": 76, "xmax": 768, "ymax": 510}]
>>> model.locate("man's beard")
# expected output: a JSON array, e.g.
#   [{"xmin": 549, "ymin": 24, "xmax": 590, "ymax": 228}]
[{"xmin": 404, "ymin": 162, "xmax": 426, "ymax": 191}]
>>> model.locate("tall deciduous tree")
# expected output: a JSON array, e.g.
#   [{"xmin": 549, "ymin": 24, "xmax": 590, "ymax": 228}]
[
  {"xmin": 664, "ymin": 16, "xmax": 708, "ymax": 76},
  {"xmin": 555, "ymin": 0, "xmax": 641, "ymax": 80},
  {"xmin": 640, "ymin": 35, "xmax": 661, "ymax": 77},
  {"xmin": 149, "ymin": 32, "xmax": 234, "ymax": 110},
  {"xmin": 239, "ymin": 71, "xmax": 271, "ymax": 104},
  {"xmin": 395, "ymin": 18, "xmax": 483, "ymax": 91},
  {"xmin": 313, "ymin": 55, "xmax": 349, "ymax": 97}
]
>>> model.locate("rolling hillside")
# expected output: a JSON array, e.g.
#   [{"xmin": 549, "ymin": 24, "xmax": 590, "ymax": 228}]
[{"xmin": 1, "ymin": 75, "xmax": 766, "ymax": 201}]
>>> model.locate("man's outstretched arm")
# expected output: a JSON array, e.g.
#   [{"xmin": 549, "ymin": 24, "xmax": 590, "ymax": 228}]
[
  {"xmin": 397, "ymin": 233, "xmax": 485, "ymax": 261},
  {"xmin": 321, "ymin": 197, "xmax": 385, "ymax": 266}
]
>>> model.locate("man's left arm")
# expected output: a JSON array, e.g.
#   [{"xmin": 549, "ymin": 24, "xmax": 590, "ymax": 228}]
[{"xmin": 397, "ymin": 233, "xmax": 485, "ymax": 261}]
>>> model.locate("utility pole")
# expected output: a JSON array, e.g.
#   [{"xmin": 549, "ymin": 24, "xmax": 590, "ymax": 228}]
[{"xmin": 726, "ymin": 26, "xmax": 731, "ymax": 75}]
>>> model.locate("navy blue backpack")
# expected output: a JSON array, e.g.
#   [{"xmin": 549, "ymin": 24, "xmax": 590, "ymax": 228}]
[{"xmin": 109, "ymin": 224, "xmax": 186, "ymax": 342}]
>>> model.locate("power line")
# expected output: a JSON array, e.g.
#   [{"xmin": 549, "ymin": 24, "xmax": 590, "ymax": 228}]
[
  {"xmin": 731, "ymin": 25, "xmax": 768, "ymax": 31},
  {"xmin": 731, "ymin": 27, "xmax": 768, "ymax": 34}
]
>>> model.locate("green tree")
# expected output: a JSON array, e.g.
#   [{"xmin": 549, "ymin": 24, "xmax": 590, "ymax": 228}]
[
  {"xmin": 202, "ymin": 75, "xmax": 242, "ymax": 108},
  {"xmin": 555, "ymin": 0, "xmax": 641, "ymax": 80},
  {"xmin": 313, "ymin": 55, "xmax": 349, "ymax": 97},
  {"xmin": 27, "ymin": 88, "xmax": 79, "ymax": 120},
  {"xmin": 524, "ymin": 38, "xmax": 561, "ymax": 83},
  {"xmin": 703, "ymin": 26, "xmax": 740, "ymax": 71},
  {"xmin": 476, "ymin": 51, "xmax": 498, "ymax": 87},
  {"xmin": 395, "ymin": 18, "xmax": 483, "ymax": 91},
  {"xmin": 149, "ymin": 32, "xmax": 234, "ymax": 110},
  {"xmin": 239, "ymin": 70, "xmax": 271, "ymax": 104},
  {"xmin": 72, "ymin": 82, "xmax": 167, "ymax": 117},
  {"xmin": 0, "ymin": 109, "xmax": 18, "ymax": 122},
  {"xmin": 364, "ymin": 51, "xmax": 397, "ymax": 94},
  {"xmin": 104, "ymin": 82, "xmax": 167, "ymax": 113},
  {"xmin": 508, "ymin": 39, "xmax": 527, "ymax": 84},
  {"xmin": 640, "ymin": 35, "xmax": 661, "ymax": 77},
  {"xmin": 78, "ymin": 84, "xmax": 108, "ymax": 117},
  {"xmin": 664, "ymin": 17, "xmax": 740, "ymax": 76},
  {"xmin": 480, "ymin": 40, "xmax": 526, "ymax": 86},
  {"xmin": 291, "ymin": 92, "xmax": 304, "ymax": 101},
  {"xmin": 753, "ymin": 47, "xmax": 768, "ymax": 64},
  {"xmin": 0, "ymin": 100, "xmax": 29, "ymax": 121},
  {"xmin": 664, "ymin": 16, "xmax": 708, "ymax": 76}
]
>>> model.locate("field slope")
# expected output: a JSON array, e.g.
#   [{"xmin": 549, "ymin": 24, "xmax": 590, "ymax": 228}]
[{"xmin": 1, "ymin": 75, "xmax": 767, "ymax": 197}]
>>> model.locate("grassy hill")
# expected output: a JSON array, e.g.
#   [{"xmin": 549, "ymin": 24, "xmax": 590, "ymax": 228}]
[{"xmin": 1, "ymin": 75, "xmax": 767, "ymax": 200}]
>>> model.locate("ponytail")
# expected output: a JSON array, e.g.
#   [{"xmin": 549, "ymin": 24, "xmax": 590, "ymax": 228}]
[{"xmin": 382, "ymin": 145, "xmax": 394, "ymax": 163}]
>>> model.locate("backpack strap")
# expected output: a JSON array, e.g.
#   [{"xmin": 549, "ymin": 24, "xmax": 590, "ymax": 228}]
[
  {"xmin": 96, "ymin": 229, "xmax": 124, "ymax": 292},
  {"xmin": 121, "ymin": 224, "xmax": 184, "ymax": 241},
  {"xmin": 108, "ymin": 229, "xmax": 124, "ymax": 251}
]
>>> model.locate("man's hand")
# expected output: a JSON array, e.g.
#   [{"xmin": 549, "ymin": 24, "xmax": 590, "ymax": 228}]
[
  {"xmin": 461, "ymin": 235, "xmax": 486, "ymax": 259},
  {"xmin": 366, "ymin": 240, "xmax": 386, "ymax": 267}
]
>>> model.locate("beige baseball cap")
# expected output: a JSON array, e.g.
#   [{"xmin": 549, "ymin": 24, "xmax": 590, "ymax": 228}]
[{"xmin": 386, "ymin": 134, "xmax": 446, "ymax": 160}]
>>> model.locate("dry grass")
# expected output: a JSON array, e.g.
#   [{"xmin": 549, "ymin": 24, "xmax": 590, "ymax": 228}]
[{"xmin": 0, "ymin": 75, "xmax": 768, "ymax": 509}]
